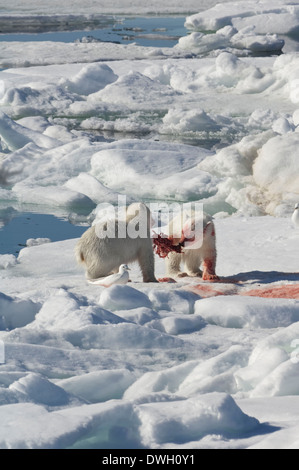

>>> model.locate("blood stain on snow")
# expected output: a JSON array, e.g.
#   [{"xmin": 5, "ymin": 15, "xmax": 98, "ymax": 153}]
[
  {"xmin": 187, "ymin": 282, "xmax": 239, "ymax": 298},
  {"xmin": 243, "ymin": 284, "xmax": 299, "ymax": 299},
  {"xmin": 187, "ymin": 282, "xmax": 299, "ymax": 299},
  {"xmin": 158, "ymin": 277, "xmax": 177, "ymax": 283}
]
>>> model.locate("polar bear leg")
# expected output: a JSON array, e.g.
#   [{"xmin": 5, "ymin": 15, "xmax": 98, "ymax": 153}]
[
  {"xmin": 137, "ymin": 239, "xmax": 158, "ymax": 282},
  {"xmin": 165, "ymin": 251, "xmax": 188, "ymax": 277},
  {"xmin": 201, "ymin": 221, "xmax": 218, "ymax": 281},
  {"xmin": 184, "ymin": 251, "xmax": 203, "ymax": 277}
]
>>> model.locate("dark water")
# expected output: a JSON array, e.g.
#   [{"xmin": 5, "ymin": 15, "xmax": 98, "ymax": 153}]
[
  {"xmin": 0, "ymin": 16, "xmax": 187, "ymax": 48},
  {"xmin": 0, "ymin": 212, "xmax": 87, "ymax": 255}
]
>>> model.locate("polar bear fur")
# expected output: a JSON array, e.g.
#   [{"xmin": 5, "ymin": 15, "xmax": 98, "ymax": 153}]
[
  {"xmin": 165, "ymin": 211, "xmax": 218, "ymax": 281},
  {"xmin": 76, "ymin": 202, "xmax": 157, "ymax": 282}
]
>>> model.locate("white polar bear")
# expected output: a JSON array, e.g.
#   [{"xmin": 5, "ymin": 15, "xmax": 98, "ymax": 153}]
[
  {"xmin": 165, "ymin": 211, "xmax": 218, "ymax": 281},
  {"xmin": 76, "ymin": 202, "xmax": 157, "ymax": 283}
]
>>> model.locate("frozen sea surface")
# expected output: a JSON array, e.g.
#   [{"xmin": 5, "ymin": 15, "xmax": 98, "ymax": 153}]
[
  {"xmin": 0, "ymin": 0, "xmax": 229, "ymax": 16},
  {"xmin": 0, "ymin": 0, "xmax": 299, "ymax": 450}
]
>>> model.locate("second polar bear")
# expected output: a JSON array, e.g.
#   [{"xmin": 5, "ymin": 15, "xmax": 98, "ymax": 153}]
[{"xmin": 165, "ymin": 211, "xmax": 218, "ymax": 281}]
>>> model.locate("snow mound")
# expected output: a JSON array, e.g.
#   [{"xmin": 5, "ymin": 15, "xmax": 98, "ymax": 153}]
[
  {"xmin": 90, "ymin": 139, "xmax": 215, "ymax": 200},
  {"xmin": 148, "ymin": 288, "xmax": 199, "ymax": 314},
  {"xmin": 150, "ymin": 314, "xmax": 207, "ymax": 336},
  {"xmin": 115, "ymin": 307, "xmax": 160, "ymax": 325},
  {"xmin": 96, "ymin": 71, "xmax": 178, "ymax": 107},
  {"xmin": 162, "ymin": 107, "xmax": 222, "ymax": 133},
  {"xmin": 136, "ymin": 393, "xmax": 260, "ymax": 447},
  {"xmin": 57, "ymin": 369, "xmax": 136, "ymax": 403},
  {"xmin": 250, "ymin": 360, "xmax": 299, "ymax": 398},
  {"xmin": 0, "ymin": 392, "xmax": 261, "ymax": 449},
  {"xmin": 9, "ymin": 373, "xmax": 73, "ymax": 407},
  {"xmin": 185, "ymin": 0, "xmax": 299, "ymax": 36},
  {"xmin": 177, "ymin": 25, "xmax": 284, "ymax": 55},
  {"xmin": 14, "ymin": 183, "xmax": 95, "ymax": 211},
  {"xmin": 0, "ymin": 254, "xmax": 17, "ymax": 269},
  {"xmin": 61, "ymin": 63, "xmax": 118, "ymax": 96},
  {"xmin": 64, "ymin": 323, "xmax": 184, "ymax": 350},
  {"xmin": 64, "ymin": 173, "xmax": 120, "ymax": 205},
  {"xmin": 99, "ymin": 284, "xmax": 152, "ymax": 311},
  {"xmin": 28, "ymin": 288, "xmax": 125, "ymax": 331},
  {"xmin": 0, "ymin": 401, "xmax": 93, "ymax": 449},
  {"xmin": 253, "ymin": 133, "xmax": 299, "ymax": 197},
  {"xmin": 26, "ymin": 238, "xmax": 51, "ymax": 247},
  {"xmin": 0, "ymin": 111, "xmax": 59, "ymax": 151},
  {"xmin": 124, "ymin": 345, "xmax": 248, "ymax": 399},
  {"xmin": 0, "ymin": 292, "xmax": 40, "ymax": 330},
  {"xmin": 235, "ymin": 321, "xmax": 299, "ymax": 397},
  {"xmin": 194, "ymin": 295, "xmax": 299, "ymax": 329}
]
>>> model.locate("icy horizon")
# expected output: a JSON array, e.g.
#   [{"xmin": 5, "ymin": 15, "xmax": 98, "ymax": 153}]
[{"xmin": 0, "ymin": 0, "xmax": 230, "ymax": 16}]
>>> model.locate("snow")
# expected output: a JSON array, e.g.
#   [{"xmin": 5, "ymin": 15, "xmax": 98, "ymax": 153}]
[
  {"xmin": 185, "ymin": 0, "xmax": 299, "ymax": 35},
  {"xmin": 253, "ymin": 133, "xmax": 299, "ymax": 195},
  {"xmin": 0, "ymin": 0, "xmax": 298, "ymax": 450},
  {"xmin": 62, "ymin": 64, "xmax": 118, "ymax": 96},
  {"xmin": 0, "ymin": 214, "xmax": 298, "ymax": 449},
  {"xmin": 0, "ymin": 0, "xmax": 233, "ymax": 16},
  {"xmin": 176, "ymin": 26, "xmax": 285, "ymax": 56},
  {"xmin": 136, "ymin": 393, "xmax": 260, "ymax": 447}
]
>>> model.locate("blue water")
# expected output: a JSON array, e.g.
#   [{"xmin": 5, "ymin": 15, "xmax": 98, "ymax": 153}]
[
  {"xmin": 0, "ymin": 212, "xmax": 87, "ymax": 255},
  {"xmin": 0, "ymin": 17, "xmax": 187, "ymax": 48}
]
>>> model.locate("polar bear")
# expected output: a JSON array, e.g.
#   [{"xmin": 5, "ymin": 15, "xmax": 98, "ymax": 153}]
[
  {"xmin": 76, "ymin": 202, "xmax": 157, "ymax": 282},
  {"xmin": 165, "ymin": 211, "xmax": 218, "ymax": 281}
]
